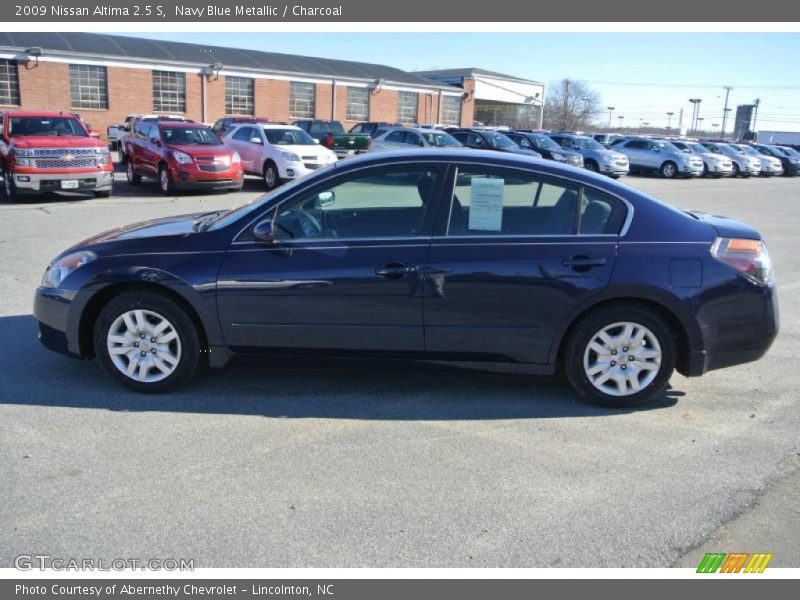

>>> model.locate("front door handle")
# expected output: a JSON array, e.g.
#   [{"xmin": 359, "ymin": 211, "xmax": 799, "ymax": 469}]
[
  {"xmin": 562, "ymin": 256, "xmax": 607, "ymax": 271},
  {"xmin": 375, "ymin": 263, "xmax": 415, "ymax": 279}
]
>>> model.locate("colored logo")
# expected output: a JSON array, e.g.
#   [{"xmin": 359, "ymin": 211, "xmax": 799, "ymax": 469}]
[
  {"xmin": 62, "ymin": 153, "xmax": 74, "ymax": 161},
  {"xmin": 696, "ymin": 552, "xmax": 773, "ymax": 573}
]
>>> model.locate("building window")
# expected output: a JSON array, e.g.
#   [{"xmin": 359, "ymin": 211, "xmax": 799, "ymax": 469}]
[
  {"xmin": 69, "ymin": 64, "xmax": 108, "ymax": 110},
  {"xmin": 346, "ymin": 87, "xmax": 369, "ymax": 121},
  {"xmin": 225, "ymin": 76, "xmax": 254, "ymax": 116},
  {"xmin": 152, "ymin": 70, "xmax": 186, "ymax": 113},
  {"xmin": 0, "ymin": 60, "xmax": 21, "ymax": 106},
  {"xmin": 290, "ymin": 82, "xmax": 316, "ymax": 119},
  {"xmin": 397, "ymin": 91, "xmax": 418, "ymax": 124},
  {"xmin": 441, "ymin": 95, "xmax": 462, "ymax": 126}
]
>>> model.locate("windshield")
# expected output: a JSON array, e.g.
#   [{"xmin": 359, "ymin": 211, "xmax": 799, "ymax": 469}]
[
  {"xmin": 712, "ymin": 143, "xmax": 739, "ymax": 156},
  {"xmin": 688, "ymin": 143, "xmax": 709, "ymax": 154},
  {"xmin": 736, "ymin": 145, "xmax": 761, "ymax": 156},
  {"xmin": 161, "ymin": 126, "xmax": 220, "ymax": 145},
  {"xmin": 264, "ymin": 128, "xmax": 316, "ymax": 145},
  {"xmin": 655, "ymin": 141, "xmax": 682, "ymax": 153},
  {"xmin": 572, "ymin": 137, "xmax": 604, "ymax": 151},
  {"xmin": 777, "ymin": 146, "xmax": 800, "ymax": 158},
  {"xmin": 8, "ymin": 116, "xmax": 86, "ymax": 137},
  {"xmin": 482, "ymin": 131, "xmax": 517, "ymax": 149},
  {"xmin": 531, "ymin": 134, "xmax": 562, "ymax": 151},
  {"xmin": 420, "ymin": 131, "xmax": 461, "ymax": 147},
  {"xmin": 308, "ymin": 121, "xmax": 345, "ymax": 136}
]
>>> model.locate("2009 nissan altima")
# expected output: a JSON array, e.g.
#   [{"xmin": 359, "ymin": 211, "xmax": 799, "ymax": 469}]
[{"xmin": 33, "ymin": 149, "xmax": 779, "ymax": 407}]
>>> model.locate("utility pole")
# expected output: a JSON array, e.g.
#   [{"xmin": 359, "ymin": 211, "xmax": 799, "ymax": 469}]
[
  {"xmin": 720, "ymin": 86, "xmax": 733, "ymax": 140},
  {"xmin": 689, "ymin": 99, "xmax": 702, "ymax": 135},
  {"xmin": 666, "ymin": 111, "xmax": 674, "ymax": 135},
  {"xmin": 607, "ymin": 106, "xmax": 615, "ymax": 130},
  {"xmin": 618, "ymin": 115, "xmax": 624, "ymax": 133},
  {"xmin": 752, "ymin": 98, "xmax": 761, "ymax": 136}
]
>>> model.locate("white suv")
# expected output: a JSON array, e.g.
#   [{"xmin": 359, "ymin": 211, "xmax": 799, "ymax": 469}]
[{"xmin": 224, "ymin": 123, "xmax": 338, "ymax": 189}]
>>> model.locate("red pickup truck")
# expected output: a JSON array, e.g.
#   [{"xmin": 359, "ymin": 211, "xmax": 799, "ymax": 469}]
[{"xmin": 0, "ymin": 110, "xmax": 114, "ymax": 202}]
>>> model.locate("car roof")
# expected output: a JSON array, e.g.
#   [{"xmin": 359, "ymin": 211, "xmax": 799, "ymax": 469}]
[
  {"xmin": 3, "ymin": 110, "xmax": 79, "ymax": 118},
  {"xmin": 156, "ymin": 121, "xmax": 208, "ymax": 129},
  {"xmin": 259, "ymin": 124, "xmax": 302, "ymax": 130}
]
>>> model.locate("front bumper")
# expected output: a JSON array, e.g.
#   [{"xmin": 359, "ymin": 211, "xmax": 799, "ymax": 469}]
[
  {"xmin": 171, "ymin": 165, "xmax": 244, "ymax": 191},
  {"xmin": 600, "ymin": 161, "xmax": 629, "ymax": 175},
  {"xmin": 278, "ymin": 161, "xmax": 333, "ymax": 180},
  {"xmin": 705, "ymin": 162, "xmax": 734, "ymax": 176},
  {"xmin": 34, "ymin": 285, "xmax": 82, "ymax": 359},
  {"xmin": 680, "ymin": 163, "xmax": 704, "ymax": 176},
  {"xmin": 13, "ymin": 171, "xmax": 114, "ymax": 193}
]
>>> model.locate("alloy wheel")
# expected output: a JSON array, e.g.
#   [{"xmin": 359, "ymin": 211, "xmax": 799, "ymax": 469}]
[
  {"xmin": 582, "ymin": 321, "xmax": 662, "ymax": 397},
  {"xmin": 160, "ymin": 168, "xmax": 170, "ymax": 193},
  {"xmin": 106, "ymin": 309, "xmax": 182, "ymax": 383}
]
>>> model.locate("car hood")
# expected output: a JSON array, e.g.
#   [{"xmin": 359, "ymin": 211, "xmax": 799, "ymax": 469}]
[
  {"xmin": 701, "ymin": 152, "xmax": 730, "ymax": 162},
  {"xmin": 11, "ymin": 135, "xmax": 105, "ymax": 149},
  {"xmin": 74, "ymin": 212, "xmax": 207, "ymax": 250},
  {"xmin": 275, "ymin": 144, "xmax": 335, "ymax": 158},
  {"xmin": 686, "ymin": 211, "xmax": 761, "ymax": 240},
  {"xmin": 600, "ymin": 150, "xmax": 627, "ymax": 160},
  {"xmin": 168, "ymin": 144, "xmax": 233, "ymax": 157},
  {"xmin": 502, "ymin": 146, "xmax": 542, "ymax": 157}
]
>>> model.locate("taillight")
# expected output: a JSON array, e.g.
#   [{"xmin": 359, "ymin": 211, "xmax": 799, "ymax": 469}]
[
  {"xmin": 323, "ymin": 134, "xmax": 335, "ymax": 148},
  {"xmin": 711, "ymin": 237, "xmax": 774, "ymax": 286}
]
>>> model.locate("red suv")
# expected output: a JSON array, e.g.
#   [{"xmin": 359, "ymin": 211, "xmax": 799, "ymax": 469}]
[{"xmin": 125, "ymin": 121, "xmax": 244, "ymax": 194}]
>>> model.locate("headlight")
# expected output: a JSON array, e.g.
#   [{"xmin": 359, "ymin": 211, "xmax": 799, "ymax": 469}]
[
  {"xmin": 42, "ymin": 251, "xmax": 98, "ymax": 288},
  {"xmin": 172, "ymin": 151, "xmax": 193, "ymax": 165},
  {"xmin": 15, "ymin": 157, "xmax": 31, "ymax": 166},
  {"xmin": 551, "ymin": 152, "xmax": 566, "ymax": 161},
  {"xmin": 602, "ymin": 154, "xmax": 615, "ymax": 163},
  {"xmin": 95, "ymin": 147, "xmax": 111, "ymax": 166},
  {"xmin": 281, "ymin": 151, "xmax": 301, "ymax": 163},
  {"xmin": 231, "ymin": 151, "xmax": 241, "ymax": 164},
  {"xmin": 14, "ymin": 148, "xmax": 33, "ymax": 157}
]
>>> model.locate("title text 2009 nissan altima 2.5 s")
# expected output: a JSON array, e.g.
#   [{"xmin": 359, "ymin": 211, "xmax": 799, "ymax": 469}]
[{"xmin": 33, "ymin": 150, "xmax": 779, "ymax": 407}]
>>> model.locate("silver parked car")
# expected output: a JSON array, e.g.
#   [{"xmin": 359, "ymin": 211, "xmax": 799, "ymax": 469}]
[
  {"xmin": 370, "ymin": 127, "xmax": 463, "ymax": 152},
  {"xmin": 611, "ymin": 137, "xmax": 704, "ymax": 178},
  {"xmin": 669, "ymin": 139, "xmax": 733, "ymax": 177},
  {"xmin": 547, "ymin": 133, "xmax": 629, "ymax": 178},
  {"xmin": 730, "ymin": 143, "xmax": 783, "ymax": 177},
  {"xmin": 700, "ymin": 141, "xmax": 761, "ymax": 178}
]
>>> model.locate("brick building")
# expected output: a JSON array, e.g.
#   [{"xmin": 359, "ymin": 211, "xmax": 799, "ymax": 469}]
[{"xmin": 0, "ymin": 32, "xmax": 469, "ymax": 139}]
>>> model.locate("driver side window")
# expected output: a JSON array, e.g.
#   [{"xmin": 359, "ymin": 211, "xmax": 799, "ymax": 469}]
[{"xmin": 273, "ymin": 166, "xmax": 443, "ymax": 240}]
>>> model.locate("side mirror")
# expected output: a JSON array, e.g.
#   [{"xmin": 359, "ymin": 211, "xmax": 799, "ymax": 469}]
[
  {"xmin": 652, "ymin": 147, "xmax": 661, "ymax": 153},
  {"xmin": 253, "ymin": 219, "xmax": 275, "ymax": 243},
  {"xmin": 315, "ymin": 191, "xmax": 335, "ymax": 208},
  {"xmin": 249, "ymin": 137, "xmax": 263, "ymax": 145},
  {"xmin": 89, "ymin": 129, "xmax": 101, "ymax": 139},
  {"xmin": 150, "ymin": 137, "xmax": 161, "ymax": 146}
]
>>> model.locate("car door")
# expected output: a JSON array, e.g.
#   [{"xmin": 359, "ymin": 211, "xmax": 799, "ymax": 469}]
[
  {"xmin": 216, "ymin": 163, "xmax": 446, "ymax": 353},
  {"xmin": 621, "ymin": 140, "xmax": 646, "ymax": 169},
  {"xmin": 422, "ymin": 164, "xmax": 622, "ymax": 364},
  {"xmin": 137, "ymin": 123, "xmax": 159, "ymax": 176},
  {"xmin": 234, "ymin": 126, "xmax": 261, "ymax": 173}
]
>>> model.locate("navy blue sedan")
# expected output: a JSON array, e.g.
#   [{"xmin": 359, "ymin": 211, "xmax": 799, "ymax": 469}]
[{"xmin": 33, "ymin": 150, "xmax": 778, "ymax": 407}]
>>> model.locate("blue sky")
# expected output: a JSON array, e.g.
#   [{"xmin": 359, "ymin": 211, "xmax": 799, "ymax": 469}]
[{"xmin": 115, "ymin": 32, "xmax": 800, "ymax": 132}]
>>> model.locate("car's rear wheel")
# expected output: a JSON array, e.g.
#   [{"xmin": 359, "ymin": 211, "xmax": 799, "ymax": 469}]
[
  {"xmin": 94, "ymin": 292, "xmax": 201, "ymax": 393},
  {"xmin": 563, "ymin": 304, "xmax": 676, "ymax": 408},
  {"xmin": 661, "ymin": 161, "xmax": 678, "ymax": 179},
  {"xmin": 126, "ymin": 161, "xmax": 141, "ymax": 185},
  {"xmin": 159, "ymin": 165, "xmax": 175, "ymax": 195},
  {"xmin": 263, "ymin": 161, "xmax": 279, "ymax": 190}
]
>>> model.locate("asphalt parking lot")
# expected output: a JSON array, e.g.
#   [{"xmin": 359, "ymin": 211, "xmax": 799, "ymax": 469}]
[{"xmin": 1, "ymin": 167, "xmax": 798, "ymax": 568}]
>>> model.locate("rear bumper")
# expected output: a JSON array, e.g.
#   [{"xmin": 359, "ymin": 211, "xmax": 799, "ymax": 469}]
[
  {"xmin": 12, "ymin": 171, "xmax": 114, "ymax": 193},
  {"xmin": 683, "ymin": 283, "xmax": 779, "ymax": 377}
]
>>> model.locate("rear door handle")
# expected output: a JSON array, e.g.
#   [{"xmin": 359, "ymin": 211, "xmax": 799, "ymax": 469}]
[
  {"xmin": 375, "ymin": 263, "xmax": 415, "ymax": 279},
  {"xmin": 562, "ymin": 256, "xmax": 607, "ymax": 269}
]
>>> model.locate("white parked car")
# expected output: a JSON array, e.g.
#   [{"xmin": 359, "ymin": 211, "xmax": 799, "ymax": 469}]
[
  {"xmin": 700, "ymin": 141, "xmax": 761, "ymax": 178},
  {"xmin": 670, "ymin": 140, "xmax": 733, "ymax": 177},
  {"xmin": 730, "ymin": 143, "xmax": 783, "ymax": 177},
  {"xmin": 370, "ymin": 128, "xmax": 463, "ymax": 152},
  {"xmin": 224, "ymin": 123, "xmax": 338, "ymax": 189}
]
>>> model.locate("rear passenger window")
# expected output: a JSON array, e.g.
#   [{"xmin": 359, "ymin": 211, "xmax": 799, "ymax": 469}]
[
  {"xmin": 579, "ymin": 188, "xmax": 623, "ymax": 235},
  {"xmin": 447, "ymin": 168, "xmax": 579, "ymax": 236}
]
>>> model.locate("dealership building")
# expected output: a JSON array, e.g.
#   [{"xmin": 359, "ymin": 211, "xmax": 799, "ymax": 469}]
[{"xmin": 0, "ymin": 32, "xmax": 476, "ymax": 138}]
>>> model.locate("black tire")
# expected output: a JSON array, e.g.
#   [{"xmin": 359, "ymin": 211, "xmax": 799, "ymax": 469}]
[
  {"xmin": 661, "ymin": 161, "xmax": 678, "ymax": 179},
  {"xmin": 563, "ymin": 303, "xmax": 677, "ymax": 408},
  {"xmin": 126, "ymin": 161, "xmax": 141, "ymax": 186},
  {"xmin": 1, "ymin": 165, "xmax": 19, "ymax": 202},
  {"xmin": 93, "ymin": 291, "xmax": 201, "ymax": 393},
  {"xmin": 584, "ymin": 160, "xmax": 599, "ymax": 173},
  {"xmin": 731, "ymin": 163, "xmax": 740, "ymax": 177},
  {"xmin": 263, "ymin": 160, "xmax": 279, "ymax": 190},
  {"xmin": 158, "ymin": 164, "xmax": 175, "ymax": 195},
  {"xmin": 702, "ymin": 163, "xmax": 709, "ymax": 177},
  {"xmin": 93, "ymin": 190, "xmax": 112, "ymax": 198},
  {"xmin": 117, "ymin": 146, "xmax": 127, "ymax": 164}
]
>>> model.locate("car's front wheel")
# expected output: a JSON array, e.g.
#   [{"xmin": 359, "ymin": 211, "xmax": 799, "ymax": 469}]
[
  {"xmin": 159, "ymin": 165, "xmax": 175, "ymax": 195},
  {"xmin": 584, "ymin": 160, "xmax": 599, "ymax": 173},
  {"xmin": 94, "ymin": 291, "xmax": 201, "ymax": 392},
  {"xmin": 661, "ymin": 161, "xmax": 678, "ymax": 178},
  {"xmin": 126, "ymin": 161, "xmax": 141, "ymax": 185},
  {"xmin": 563, "ymin": 304, "xmax": 676, "ymax": 408},
  {"xmin": 263, "ymin": 160, "xmax": 279, "ymax": 190}
]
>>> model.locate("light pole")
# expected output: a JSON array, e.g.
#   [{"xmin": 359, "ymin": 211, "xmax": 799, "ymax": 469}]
[
  {"xmin": 666, "ymin": 111, "xmax": 674, "ymax": 135},
  {"xmin": 711, "ymin": 123, "xmax": 720, "ymax": 135},
  {"xmin": 639, "ymin": 121, "xmax": 649, "ymax": 134},
  {"xmin": 752, "ymin": 98, "xmax": 761, "ymax": 135},
  {"xmin": 696, "ymin": 117, "xmax": 705, "ymax": 135},
  {"xmin": 720, "ymin": 86, "xmax": 733, "ymax": 140},
  {"xmin": 689, "ymin": 98, "xmax": 702, "ymax": 134},
  {"xmin": 618, "ymin": 115, "xmax": 624, "ymax": 132},
  {"xmin": 607, "ymin": 106, "xmax": 615, "ymax": 130}
]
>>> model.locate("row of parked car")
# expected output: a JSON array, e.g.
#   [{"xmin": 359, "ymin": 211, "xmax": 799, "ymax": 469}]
[{"xmin": 4, "ymin": 107, "xmax": 798, "ymax": 204}]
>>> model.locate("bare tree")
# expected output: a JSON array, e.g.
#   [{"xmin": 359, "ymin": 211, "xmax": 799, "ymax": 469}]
[{"xmin": 542, "ymin": 79, "xmax": 603, "ymax": 132}]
